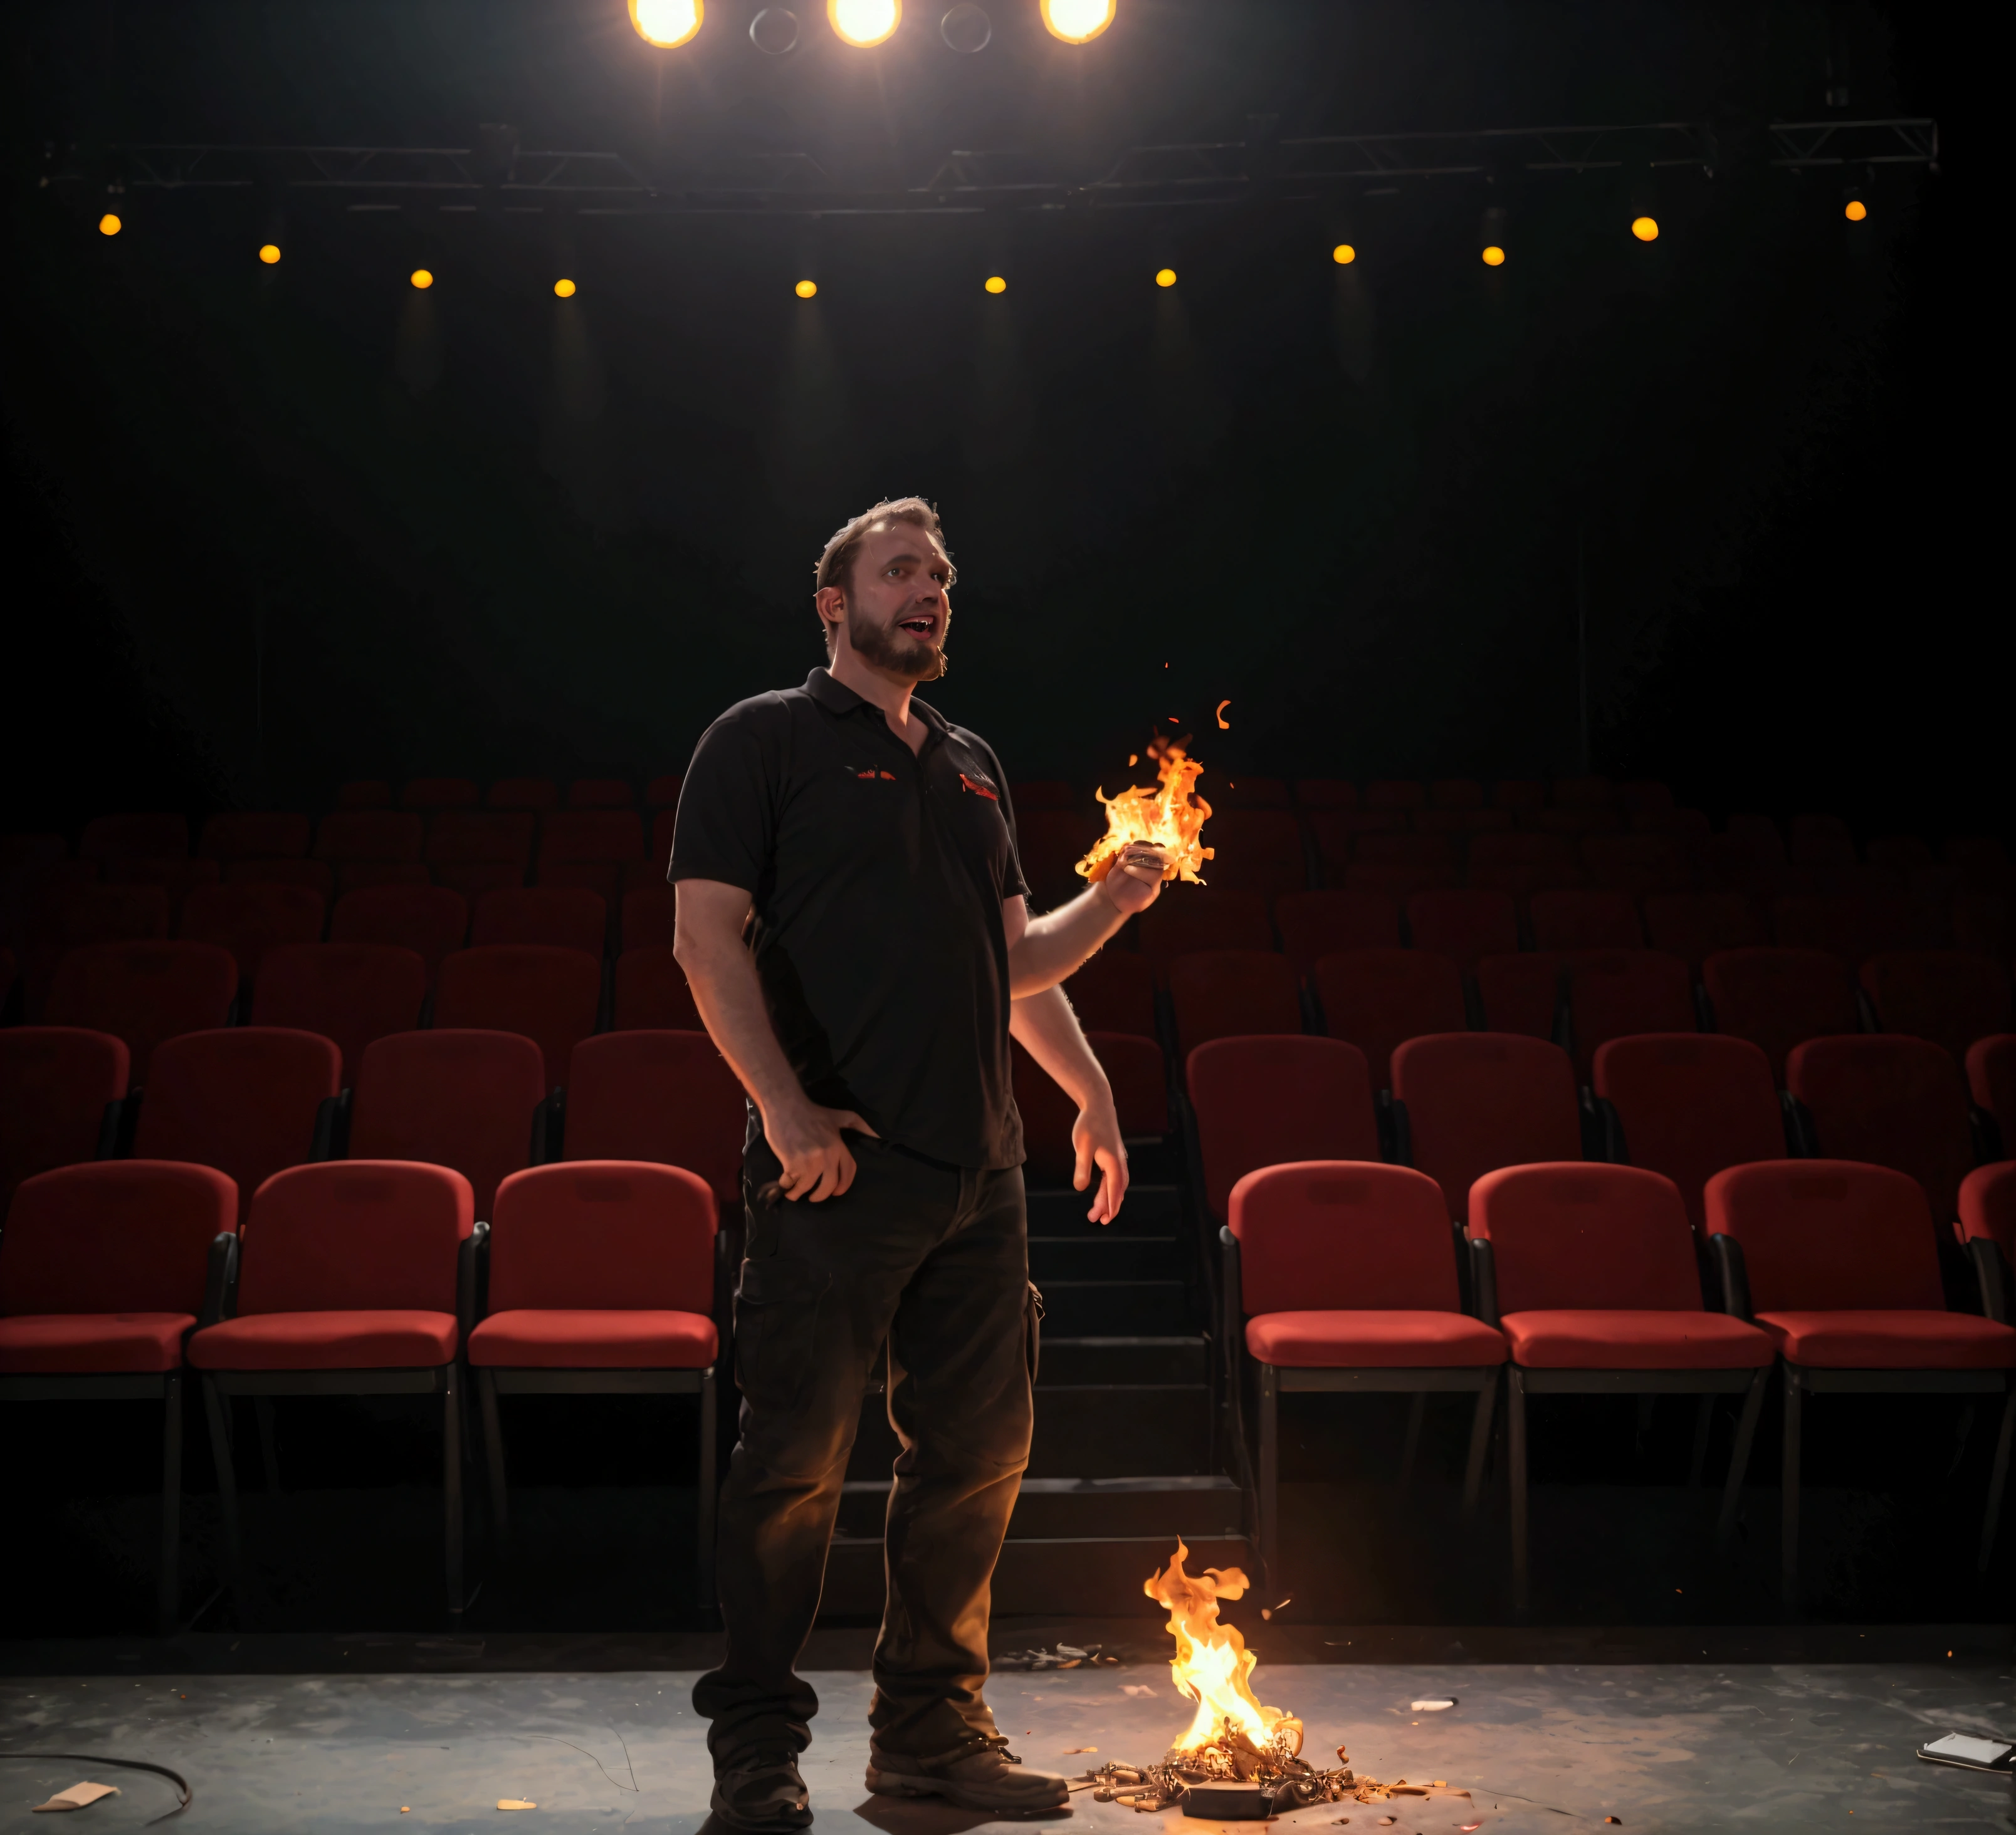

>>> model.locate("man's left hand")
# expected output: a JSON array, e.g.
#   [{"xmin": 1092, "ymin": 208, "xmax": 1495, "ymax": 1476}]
[
  {"xmin": 1073, "ymin": 1097, "xmax": 1131, "ymax": 1225},
  {"xmin": 1098, "ymin": 845, "xmax": 1170, "ymax": 919}
]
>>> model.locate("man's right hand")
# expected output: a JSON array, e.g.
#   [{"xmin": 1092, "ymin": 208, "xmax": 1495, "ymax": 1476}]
[{"xmin": 764, "ymin": 1100, "xmax": 879, "ymax": 1203}]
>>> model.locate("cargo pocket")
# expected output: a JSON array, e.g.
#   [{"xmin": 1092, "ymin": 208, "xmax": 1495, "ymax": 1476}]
[
  {"xmin": 1024, "ymin": 1280, "xmax": 1044, "ymax": 1388},
  {"xmin": 734, "ymin": 1256, "xmax": 832, "ymax": 1418}
]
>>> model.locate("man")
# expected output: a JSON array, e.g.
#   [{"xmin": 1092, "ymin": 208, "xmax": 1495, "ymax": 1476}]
[{"xmin": 670, "ymin": 497, "xmax": 1168, "ymax": 1830}]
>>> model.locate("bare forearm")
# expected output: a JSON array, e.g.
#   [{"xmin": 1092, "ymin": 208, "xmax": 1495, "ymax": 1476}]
[
  {"xmin": 1009, "ymin": 984, "xmax": 1113, "ymax": 1112},
  {"xmin": 1005, "ymin": 884, "xmax": 1130, "ymax": 998},
  {"xmin": 674, "ymin": 931, "xmax": 809, "ymax": 1127}
]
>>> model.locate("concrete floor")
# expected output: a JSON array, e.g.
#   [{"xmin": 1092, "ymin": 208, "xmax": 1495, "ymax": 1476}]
[{"xmin": 3, "ymin": 1650, "xmax": 2013, "ymax": 1833}]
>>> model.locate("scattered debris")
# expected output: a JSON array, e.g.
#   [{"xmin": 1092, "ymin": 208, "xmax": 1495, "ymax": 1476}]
[
  {"xmin": 1064, "ymin": 1747, "xmax": 1099, "ymax": 1755},
  {"xmin": 31, "ymin": 1780, "xmax": 119, "ymax": 1812},
  {"xmin": 995, "ymin": 1643, "xmax": 1123, "ymax": 1671},
  {"xmin": 1409, "ymin": 1698, "xmax": 1457, "ymax": 1712},
  {"xmin": 497, "ymin": 1800, "xmax": 537, "ymax": 1812},
  {"xmin": 1123, "ymin": 1684, "xmax": 1157, "ymax": 1698}
]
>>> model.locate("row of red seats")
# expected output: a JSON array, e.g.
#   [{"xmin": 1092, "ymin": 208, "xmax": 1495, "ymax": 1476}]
[
  {"xmin": 0, "ymin": 1156, "xmax": 722, "ymax": 1627},
  {"xmin": 337, "ymin": 776, "xmax": 685, "ymax": 811},
  {"xmin": 1223, "ymin": 1154, "xmax": 2016, "ymax": 1609}
]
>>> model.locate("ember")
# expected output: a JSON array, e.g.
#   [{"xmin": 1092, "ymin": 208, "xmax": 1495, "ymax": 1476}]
[
  {"xmin": 1076, "ymin": 738, "xmax": 1213, "ymax": 887},
  {"xmin": 1075, "ymin": 1542, "xmax": 1432, "ymax": 1816}
]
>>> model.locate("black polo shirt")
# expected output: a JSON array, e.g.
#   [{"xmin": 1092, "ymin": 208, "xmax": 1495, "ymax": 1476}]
[{"xmin": 668, "ymin": 667, "xmax": 1029, "ymax": 1171}]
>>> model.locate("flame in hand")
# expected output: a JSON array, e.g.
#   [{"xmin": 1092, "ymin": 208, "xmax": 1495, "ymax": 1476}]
[
  {"xmin": 1144, "ymin": 1539, "xmax": 1296, "ymax": 1757},
  {"xmin": 1077, "ymin": 739, "xmax": 1214, "ymax": 887}
]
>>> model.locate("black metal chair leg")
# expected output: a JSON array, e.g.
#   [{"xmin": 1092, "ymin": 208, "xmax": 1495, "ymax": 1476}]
[
  {"xmin": 1461, "ymin": 1372, "xmax": 1498, "ymax": 1515},
  {"xmin": 1397, "ymin": 1391, "xmax": 1427, "ymax": 1494},
  {"xmin": 443, "ymin": 1367, "xmax": 464, "ymax": 1621},
  {"xmin": 698, "ymin": 1366, "xmax": 719, "ymax": 1614},
  {"xmin": 478, "ymin": 1369, "xmax": 510, "ymax": 1545},
  {"xmin": 1718, "ymin": 1368, "xmax": 1768, "ymax": 1550},
  {"xmin": 1257, "ymin": 1364, "xmax": 1279, "ymax": 1592},
  {"xmin": 1979, "ymin": 1380, "xmax": 2016, "ymax": 1574},
  {"xmin": 1781, "ymin": 1368, "xmax": 1803, "ymax": 1613},
  {"xmin": 201, "ymin": 1376, "xmax": 247, "ymax": 1623},
  {"xmin": 156, "ymin": 1374, "xmax": 183, "ymax": 1636},
  {"xmin": 1508, "ymin": 1367, "xmax": 1530, "ymax": 1620},
  {"xmin": 1688, "ymin": 1395, "xmax": 1714, "ymax": 1488},
  {"xmin": 255, "ymin": 1395, "xmax": 281, "ymax": 1494}
]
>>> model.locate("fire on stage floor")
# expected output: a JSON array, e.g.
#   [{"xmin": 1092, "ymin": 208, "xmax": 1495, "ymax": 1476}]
[{"xmin": 0, "ymin": 1624, "xmax": 2010, "ymax": 1833}]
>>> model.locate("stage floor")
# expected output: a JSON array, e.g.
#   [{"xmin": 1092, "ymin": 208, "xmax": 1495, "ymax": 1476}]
[{"xmin": 2, "ymin": 1633, "xmax": 2012, "ymax": 1832}]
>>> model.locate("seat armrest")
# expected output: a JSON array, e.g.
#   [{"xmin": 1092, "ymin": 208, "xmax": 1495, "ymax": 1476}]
[
  {"xmin": 201, "ymin": 1231, "xmax": 240, "ymax": 1327},
  {"xmin": 458, "ymin": 1221, "xmax": 489, "ymax": 1340},
  {"xmin": 1382, "ymin": 1092, "xmax": 1413, "ymax": 1168},
  {"xmin": 1780, "ymin": 1091, "xmax": 1817, "ymax": 1157},
  {"xmin": 1219, "ymin": 1226, "xmax": 1242, "ymax": 1370},
  {"xmin": 310, "ymin": 1089, "xmax": 352, "ymax": 1162},
  {"xmin": 1969, "ymin": 1238, "xmax": 2010, "ymax": 1326},
  {"xmin": 1468, "ymin": 1235, "xmax": 1499, "ymax": 1329},
  {"xmin": 530, "ymin": 1089, "xmax": 565, "ymax": 1164},
  {"xmin": 1710, "ymin": 1232, "xmax": 1753, "ymax": 1320}
]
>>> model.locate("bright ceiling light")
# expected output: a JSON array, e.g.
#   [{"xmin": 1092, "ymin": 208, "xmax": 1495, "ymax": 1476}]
[
  {"xmin": 1480, "ymin": 245, "xmax": 1505, "ymax": 266},
  {"xmin": 1331, "ymin": 243, "xmax": 1355, "ymax": 264},
  {"xmin": 258, "ymin": 243, "xmax": 282, "ymax": 264},
  {"xmin": 829, "ymin": 0, "xmax": 900, "ymax": 46},
  {"xmin": 1041, "ymin": 0, "xmax": 1115, "ymax": 42},
  {"xmin": 984, "ymin": 274, "xmax": 1006, "ymax": 293},
  {"xmin": 1844, "ymin": 199, "xmax": 1868, "ymax": 221},
  {"xmin": 98, "ymin": 212, "xmax": 122, "ymax": 236},
  {"xmin": 630, "ymin": 0, "xmax": 703, "ymax": 48},
  {"xmin": 1154, "ymin": 267, "xmax": 1177, "ymax": 288},
  {"xmin": 795, "ymin": 278, "xmax": 819, "ymax": 298},
  {"xmin": 411, "ymin": 268, "xmax": 435, "ymax": 290},
  {"xmin": 1630, "ymin": 216, "xmax": 1659, "ymax": 242},
  {"xmin": 554, "ymin": 278, "xmax": 577, "ymax": 298}
]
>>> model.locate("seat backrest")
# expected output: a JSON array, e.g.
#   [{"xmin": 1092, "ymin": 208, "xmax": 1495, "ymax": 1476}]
[
  {"xmin": 1007, "ymin": 780, "xmax": 1076, "ymax": 809},
  {"xmin": 1970, "ymin": 1035, "xmax": 2016, "ymax": 1138},
  {"xmin": 649, "ymin": 807, "xmax": 678, "ymax": 870},
  {"xmin": 1860, "ymin": 952, "xmax": 2013, "ymax": 1064},
  {"xmin": 1582, "ymin": 832, "xmax": 1693, "ymax": 898},
  {"xmin": 1786, "ymin": 1034, "xmax": 1976, "ymax": 1223},
  {"xmin": 224, "ymin": 858, "xmax": 334, "ymax": 899},
  {"xmin": 1390, "ymin": 1032, "xmax": 1580, "ymax": 1223},
  {"xmin": 1429, "ymin": 778, "xmax": 1484, "ymax": 810},
  {"xmin": 313, "ymin": 810, "xmax": 424, "ymax": 863},
  {"xmin": 1313, "ymin": 947, "xmax": 1465, "ymax": 1089},
  {"xmin": 1138, "ymin": 891, "xmax": 1274, "ymax": 964},
  {"xmin": 1307, "ymin": 808, "xmax": 1408, "ymax": 868},
  {"xmin": 1471, "ymin": 1162, "xmax": 1702, "ymax": 1312},
  {"xmin": 1406, "ymin": 889, "xmax": 1517, "ymax": 969},
  {"xmin": 613, "ymin": 944, "xmax": 703, "ymax": 1030},
  {"xmin": 1643, "ymin": 891, "xmax": 1767, "ymax": 968},
  {"xmin": 1414, "ymin": 807, "xmax": 1513, "ymax": 837},
  {"xmin": 1014, "ymin": 1031, "xmax": 1168, "ymax": 1184},
  {"xmin": 250, "ymin": 943, "xmax": 427, "ymax": 1084},
  {"xmin": 1868, "ymin": 835, "xmax": 1935, "ymax": 875},
  {"xmin": 433, "ymin": 946, "xmax": 600, "ymax": 1090},
  {"xmin": 1701, "ymin": 946, "xmax": 1858, "ymax": 1082},
  {"xmin": 350, "ymin": 1029, "xmax": 545, "ymax": 1218},
  {"xmin": 1354, "ymin": 833, "xmax": 1457, "ymax": 881},
  {"xmin": 565, "ymin": 1031, "xmax": 744, "ymax": 1208},
  {"xmin": 236, "ymin": 1161, "xmax": 471, "ymax": 1315},
  {"xmin": 1201, "ymin": 812, "xmax": 1307, "ymax": 895},
  {"xmin": 540, "ymin": 809, "xmax": 644, "ymax": 864},
  {"xmin": 425, "ymin": 809, "xmax": 536, "ymax": 866},
  {"xmin": 644, "ymin": 773, "xmax": 683, "ymax": 810},
  {"xmin": 45, "ymin": 941, "xmax": 238, "ymax": 1079},
  {"xmin": 1473, "ymin": 952, "xmax": 1566, "ymax": 1040},
  {"xmin": 1063, "ymin": 949, "xmax": 1158, "ymax": 1039},
  {"xmin": 199, "ymin": 813, "xmax": 310, "ymax": 860},
  {"xmin": 1961, "ymin": 1163, "xmax": 2016, "ymax": 1268},
  {"xmin": 0, "ymin": 1160, "xmax": 237, "ymax": 1318},
  {"xmin": 1168, "ymin": 951, "xmax": 1302, "ymax": 1055},
  {"xmin": 399, "ymin": 776, "xmax": 480, "ymax": 810},
  {"xmin": 31, "ymin": 881, "xmax": 171, "ymax": 954},
  {"xmin": 622, "ymin": 885, "xmax": 680, "ymax": 954},
  {"xmin": 488, "ymin": 1161, "xmax": 715, "ymax": 1313},
  {"xmin": 0, "ymin": 1027, "xmax": 130, "ymax": 1208},
  {"xmin": 1276, "ymin": 891, "xmax": 1399, "ymax": 971},
  {"xmin": 488, "ymin": 776, "xmax": 559, "ymax": 810},
  {"xmin": 329, "ymin": 883, "xmax": 468, "ymax": 979},
  {"xmin": 132, "ymin": 1027, "xmax": 342, "ymax": 1209},
  {"xmin": 1365, "ymin": 780, "xmax": 1426, "ymax": 809},
  {"xmin": 1790, "ymin": 813, "xmax": 1859, "ymax": 868},
  {"xmin": 335, "ymin": 780, "xmax": 391, "ymax": 808},
  {"xmin": 1529, "ymin": 887, "xmax": 1644, "ymax": 950},
  {"xmin": 1294, "ymin": 779, "xmax": 1357, "ymax": 808},
  {"xmin": 472, "ymin": 886, "xmax": 607, "ymax": 956},
  {"xmin": 1705, "ymin": 1159, "xmax": 1944, "ymax": 1311},
  {"xmin": 568, "ymin": 778, "xmax": 635, "ymax": 809},
  {"xmin": 1187, "ymin": 1035, "xmax": 1378, "ymax": 1222},
  {"xmin": 1229, "ymin": 1160, "xmax": 1458, "ymax": 1314},
  {"xmin": 1564, "ymin": 949, "xmax": 1696, "ymax": 1079},
  {"xmin": 1011, "ymin": 809, "xmax": 1101, "ymax": 904},
  {"xmin": 80, "ymin": 813, "xmax": 189, "ymax": 861},
  {"xmin": 1592, "ymin": 1033, "xmax": 1783, "ymax": 1234},
  {"xmin": 177, "ymin": 882, "xmax": 326, "ymax": 980}
]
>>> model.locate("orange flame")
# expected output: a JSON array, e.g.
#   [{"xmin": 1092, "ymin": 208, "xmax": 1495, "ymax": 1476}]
[
  {"xmin": 1143, "ymin": 1539, "xmax": 1296, "ymax": 1755},
  {"xmin": 1076, "ymin": 740, "xmax": 1214, "ymax": 886}
]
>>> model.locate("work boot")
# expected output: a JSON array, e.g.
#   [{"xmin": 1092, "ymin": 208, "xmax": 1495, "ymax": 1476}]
[
  {"xmin": 866, "ymin": 1741, "xmax": 1071, "ymax": 1816},
  {"xmin": 710, "ymin": 1746, "xmax": 813, "ymax": 1832}
]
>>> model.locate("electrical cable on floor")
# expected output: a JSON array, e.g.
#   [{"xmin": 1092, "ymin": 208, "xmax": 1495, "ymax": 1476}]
[{"xmin": 1, "ymin": 1750, "xmax": 191, "ymax": 1823}]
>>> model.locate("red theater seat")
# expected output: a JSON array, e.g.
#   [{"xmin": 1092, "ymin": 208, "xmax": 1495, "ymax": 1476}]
[
  {"xmin": 1530, "ymin": 887, "xmax": 1643, "ymax": 950},
  {"xmin": 1790, "ymin": 814, "xmax": 1859, "ymax": 869},
  {"xmin": 1407, "ymin": 890, "xmax": 1516, "ymax": 969},
  {"xmin": 426, "ymin": 810, "xmax": 535, "ymax": 898},
  {"xmin": 648, "ymin": 808, "xmax": 678, "ymax": 874},
  {"xmin": 1960, "ymin": 1164, "xmax": 2016, "ymax": 1322},
  {"xmin": 1869, "ymin": 836, "xmax": 1936, "ymax": 876},
  {"xmin": 1702, "ymin": 947, "xmax": 1858, "ymax": 1082},
  {"xmin": 132, "ymin": 1028, "xmax": 341, "ymax": 1209},
  {"xmin": 473, "ymin": 886, "xmax": 607, "ymax": 956},
  {"xmin": 1971, "ymin": 1037, "xmax": 2016, "ymax": 1148},
  {"xmin": 487, "ymin": 778, "xmax": 558, "ymax": 810},
  {"xmin": 1860, "ymin": 952, "xmax": 2012, "ymax": 1064},
  {"xmin": 1785, "ymin": 1035, "xmax": 1976, "ymax": 1226},
  {"xmin": 1063, "ymin": 949, "xmax": 1158, "ymax": 1040},
  {"xmin": 177, "ymin": 882, "xmax": 325, "ymax": 981},
  {"xmin": 1313, "ymin": 948, "xmax": 1466, "ymax": 1090},
  {"xmin": 1138, "ymin": 891, "xmax": 1274, "ymax": 969},
  {"xmin": 621, "ymin": 885, "xmax": 680, "ymax": 954},
  {"xmin": 0, "ymin": 1159, "xmax": 238, "ymax": 1631},
  {"xmin": 468, "ymin": 1160, "xmax": 719, "ymax": 1601},
  {"xmin": 187, "ymin": 1160, "xmax": 475, "ymax": 1616},
  {"xmin": 313, "ymin": 810, "xmax": 424, "ymax": 867},
  {"xmin": 251, "ymin": 943, "xmax": 427, "ymax": 1083},
  {"xmin": 350, "ymin": 1030, "xmax": 545, "ymax": 1220},
  {"xmin": 538, "ymin": 811, "xmax": 644, "ymax": 903},
  {"xmin": 1203, "ymin": 812, "xmax": 1308, "ymax": 896},
  {"xmin": 1365, "ymin": 780, "xmax": 1426, "ymax": 809},
  {"xmin": 335, "ymin": 781, "xmax": 391, "ymax": 809},
  {"xmin": 568, "ymin": 778, "xmax": 635, "ymax": 808},
  {"xmin": 1016, "ymin": 810, "xmax": 1102, "ymax": 906},
  {"xmin": 1471, "ymin": 1161, "xmax": 1773, "ymax": 1610},
  {"xmin": 1226, "ymin": 1159, "xmax": 1505, "ymax": 1578},
  {"xmin": 1293, "ymin": 779, "xmax": 1357, "ymax": 808},
  {"xmin": 565, "ymin": 1031, "xmax": 744, "ymax": 1212},
  {"xmin": 23, "ymin": 882, "xmax": 172, "ymax": 1010},
  {"xmin": 399, "ymin": 778, "xmax": 480, "ymax": 810},
  {"xmin": 224, "ymin": 857, "xmax": 335, "ymax": 898},
  {"xmin": 1186, "ymin": 1035, "xmax": 1378, "ymax": 1223},
  {"xmin": 45, "ymin": 941, "xmax": 237, "ymax": 1079},
  {"xmin": 1474, "ymin": 953, "xmax": 1565, "ymax": 1041},
  {"xmin": 434, "ymin": 946, "xmax": 601, "ymax": 1090},
  {"xmin": 1168, "ymin": 951, "xmax": 1302, "ymax": 1055},
  {"xmin": 1490, "ymin": 780, "xmax": 1547, "ymax": 810},
  {"xmin": 614, "ymin": 945, "xmax": 703, "ymax": 1030},
  {"xmin": 1563, "ymin": 949, "xmax": 1696, "ymax": 1079},
  {"xmin": 1644, "ymin": 891, "xmax": 1767, "ymax": 969},
  {"xmin": 1956, "ymin": 895, "xmax": 2013, "ymax": 959},
  {"xmin": 1007, "ymin": 780, "xmax": 1075, "ymax": 809},
  {"xmin": 81, "ymin": 814, "xmax": 190, "ymax": 862},
  {"xmin": 644, "ymin": 774, "xmax": 684, "ymax": 810},
  {"xmin": 1772, "ymin": 892, "xmax": 1931, "ymax": 958},
  {"xmin": 1276, "ymin": 890, "xmax": 1400, "ymax": 972},
  {"xmin": 1582, "ymin": 833, "xmax": 1693, "ymax": 899},
  {"xmin": 1592, "ymin": 1033, "xmax": 1784, "ymax": 1234},
  {"xmin": 1390, "ymin": 1033, "xmax": 1580, "ymax": 1224},
  {"xmin": 1414, "ymin": 807, "xmax": 1514, "ymax": 836},
  {"xmin": 1352, "ymin": 833, "xmax": 1456, "ymax": 888},
  {"xmin": 1707, "ymin": 1158, "xmax": 2016, "ymax": 1596},
  {"xmin": 199, "ymin": 813, "xmax": 310, "ymax": 861},
  {"xmin": 1466, "ymin": 830, "xmax": 1581, "ymax": 898},
  {"xmin": 1308, "ymin": 810, "xmax": 1406, "ymax": 877},
  {"xmin": 1014, "ymin": 1033, "xmax": 1168, "ymax": 1186},
  {"xmin": 0, "ymin": 1028, "xmax": 129, "ymax": 1207},
  {"xmin": 330, "ymin": 884, "xmax": 468, "ymax": 981}
]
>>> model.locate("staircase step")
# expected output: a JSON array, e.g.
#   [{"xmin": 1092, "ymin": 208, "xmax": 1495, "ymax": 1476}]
[
  {"xmin": 1039, "ymin": 1336, "xmax": 1208, "ymax": 1386},
  {"xmin": 847, "ymin": 1381, "xmax": 1214, "ymax": 1480},
  {"xmin": 834, "ymin": 1473, "xmax": 1241, "ymax": 1542},
  {"xmin": 1039, "ymin": 1279, "xmax": 1194, "ymax": 1336},
  {"xmin": 1029, "ymin": 1235, "xmax": 1181, "ymax": 1281},
  {"xmin": 1027, "ymin": 1183, "xmax": 1183, "ymax": 1237}
]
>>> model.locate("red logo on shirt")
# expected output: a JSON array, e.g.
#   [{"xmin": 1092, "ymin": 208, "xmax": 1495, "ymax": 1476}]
[
  {"xmin": 856, "ymin": 770, "xmax": 898, "ymax": 782},
  {"xmin": 959, "ymin": 773, "xmax": 998, "ymax": 801}
]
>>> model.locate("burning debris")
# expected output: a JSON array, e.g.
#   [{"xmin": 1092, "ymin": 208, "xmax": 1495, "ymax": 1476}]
[
  {"xmin": 1077, "ymin": 738, "xmax": 1214, "ymax": 887},
  {"xmin": 1076, "ymin": 1542, "xmax": 1448, "ymax": 1817},
  {"xmin": 994, "ymin": 1643, "xmax": 1123, "ymax": 1672}
]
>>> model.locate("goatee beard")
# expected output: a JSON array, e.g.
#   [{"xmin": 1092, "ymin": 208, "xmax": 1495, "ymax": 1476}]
[{"xmin": 849, "ymin": 612, "xmax": 950, "ymax": 682}]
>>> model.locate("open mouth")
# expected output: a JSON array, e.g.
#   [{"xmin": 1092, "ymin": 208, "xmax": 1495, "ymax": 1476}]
[{"xmin": 898, "ymin": 615, "xmax": 938, "ymax": 639}]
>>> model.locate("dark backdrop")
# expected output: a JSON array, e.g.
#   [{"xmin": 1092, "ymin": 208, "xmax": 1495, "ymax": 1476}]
[{"xmin": 2, "ymin": 1, "xmax": 1989, "ymax": 836}]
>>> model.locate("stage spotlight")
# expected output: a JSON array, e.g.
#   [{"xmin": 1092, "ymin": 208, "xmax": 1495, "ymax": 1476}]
[
  {"xmin": 1041, "ymin": 0, "xmax": 1115, "ymax": 43},
  {"xmin": 941, "ymin": 3, "xmax": 990, "ymax": 50},
  {"xmin": 1332, "ymin": 243, "xmax": 1355, "ymax": 264},
  {"xmin": 554, "ymin": 278, "xmax": 577, "ymax": 298},
  {"xmin": 1631, "ymin": 216, "xmax": 1659, "ymax": 242},
  {"xmin": 411, "ymin": 268, "xmax": 435, "ymax": 290},
  {"xmin": 750, "ymin": 7, "xmax": 800, "ymax": 51},
  {"xmin": 98, "ymin": 212, "xmax": 122, "ymax": 236},
  {"xmin": 984, "ymin": 274, "xmax": 1006, "ymax": 293},
  {"xmin": 258, "ymin": 243, "xmax": 282, "ymax": 265},
  {"xmin": 1481, "ymin": 245, "xmax": 1505, "ymax": 266},
  {"xmin": 629, "ymin": 0, "xmax": 703, "ymax": 48},
  {"xmin": 795, "ymin": 278, "xmax": 819, "ymax": 298},
  {"xmin": 829, "ymin": 0, "xmax": 900, "ymax": 46},
  {"xmin": 1844, "ymin": 198, "xmax": 1868, "ymax": 222},
  {"xmin": 1155, "ymin": 266, "xmax": 1177, "ymax": 288}
]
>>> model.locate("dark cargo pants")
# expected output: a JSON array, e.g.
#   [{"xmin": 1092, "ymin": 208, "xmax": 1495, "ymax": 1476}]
[{"xmin": 693, "ymin": 1131, "xmax": 1035, "ymax": 1763}]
